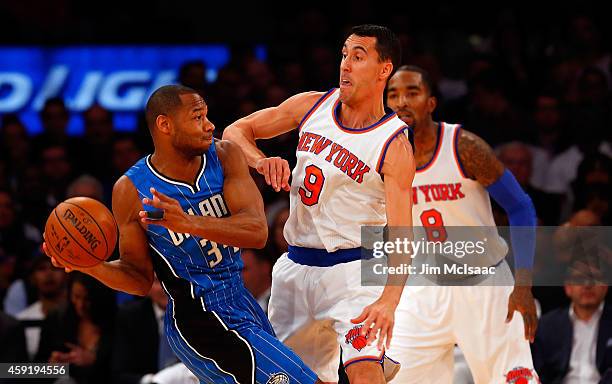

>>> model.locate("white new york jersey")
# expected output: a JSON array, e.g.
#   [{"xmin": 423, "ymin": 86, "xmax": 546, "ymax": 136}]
[
  {"xmin": 284, "ymin": 88, "xmax": 410, "ymax": 252},
  {"xmin": 412, "ymin": 122, "xmax": 508, "ymax": 266}
]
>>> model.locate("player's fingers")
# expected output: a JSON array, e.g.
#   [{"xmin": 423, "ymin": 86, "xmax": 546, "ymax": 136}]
[
  {"xmin": 262, "ymin": 161, "xmax": 272, "ymax": 186},
  {"xmin": 151, "ymin": 188, "xmax": 174, "ymax": 203},
  {"xmin": 506, "ymin": 301, "xmax": 515, "ymax": 323},
  {"xmin": 274, "ymin": 161, "xmax": 284, "ymax": 192},
  {"xmin": 351, "ymin": 308, "xmax": 368, "ymax": 325},
  {"xmin": 281, "ymin": 160, "xmax": 291, "ymax": 190},
  {"xmin": 142, "ymin": 197, "xmax": 170, "ymax": 211},
  {"xmin": 377, "ymin": 324, "xmax": 388, "ymax": 351},
  {"xmin": 50, "ymin": 256, "xmax": 63, "ymax": 269},
  {"xmin": 368, "ymin": 321, "xmax": 382, "ymax": 346},
  {"xmin": 269, "ymin": 161, "xmax": 279, "ymax": 191},
  {"xmin": 386, "ymin": 325, "xmax": 394, "ymax": 350},
  {"xmin": 527, "ymin": 311, "xmax": 537, "ymax": 342},
  {"xmin": 42, "ymin": 242, "xmax": 50, "ymax": 256}
]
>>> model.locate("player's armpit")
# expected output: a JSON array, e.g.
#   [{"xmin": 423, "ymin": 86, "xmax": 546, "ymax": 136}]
[
  {"xmin": 223, "ymin": 91, "xmax": 325, "ymax": 167},
  {"xmin": 457, "ymin": 129, "xmax": 504, "ymax": 186}
]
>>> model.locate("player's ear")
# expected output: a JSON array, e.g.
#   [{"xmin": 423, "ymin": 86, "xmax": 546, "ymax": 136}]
[
  {"xmin": 427, "ymin": 96, "xmax": 437, "ymax": 114},
  {"xmin": 380, "ymin": 62, "xmax": 393, "ymax": 81},
  {"xmin": 156, "ymin": 115, "xmax": 171, "ymax": 135}
]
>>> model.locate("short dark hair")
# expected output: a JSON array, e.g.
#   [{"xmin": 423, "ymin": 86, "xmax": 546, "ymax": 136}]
[
  {"xmin": 145, "ymin": 85, "xmax": 199, "ymax": 132},
  {"xmin": 396, "ymin": 65, "xmax": 436, "ymax": 96},
  {"xmin": 350, "ymin": 24, "xmax": 401, "ymax": 71},
  {"xmin": 41, "ymin": 97, "xmax": 68, "ymax": 116}
]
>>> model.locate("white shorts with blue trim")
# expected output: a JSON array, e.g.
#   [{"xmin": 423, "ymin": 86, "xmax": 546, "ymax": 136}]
[{"xmin": 268, "ymin": 252, "xmax": 400, "ymax": 382}]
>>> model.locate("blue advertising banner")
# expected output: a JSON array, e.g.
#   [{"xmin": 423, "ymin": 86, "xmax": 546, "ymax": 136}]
[{"xmin": 0, "ymin": 46, "xmax": 264, "ymax": 134}]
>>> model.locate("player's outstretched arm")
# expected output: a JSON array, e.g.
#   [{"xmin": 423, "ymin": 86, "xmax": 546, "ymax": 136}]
[
  {"xmin": 43, "ymin": 176, "xmax": 155, "ymax": 296},
  {"xmin": 352, "ymin": 132, "xmax": 415, "ymax": 351},
  {"xmin": 458, "ymin": 129, "xmax": 538, "ymax": 342},
  {"xmin": 223, "ymin": 91, "xmax": 324, "ymax": 191},
  {"xmin": 140, "ymin": 140, "xmax": 268, "ymax": 249}
]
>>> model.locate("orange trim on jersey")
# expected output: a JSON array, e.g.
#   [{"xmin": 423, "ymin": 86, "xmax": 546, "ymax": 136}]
[
  {"xmin": 332, "ymin": 98, "xmax": 397, "ymax": 134},
  {"xmin": 375, "ymin": 125, "xmax": 411, "ymax": 174},
  {"xmin": 343, "ymin": 350, "xmax": 385, "ymax": 368},
  {"xmin": 452, "ymin": 124, "xmax": 468, "ymax": 178},
  {"xmin": 297, "ymin": 89, "xmax": 336, "ymax": 133},
  {"xmin": 416, "ymin": 122, "xmax": 444, "ymax": 173}
]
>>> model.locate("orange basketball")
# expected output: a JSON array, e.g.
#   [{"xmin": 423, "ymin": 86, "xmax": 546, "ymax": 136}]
[{"xmin": 45, "ymin": 197, "xmax": 118, "ymax": 268}]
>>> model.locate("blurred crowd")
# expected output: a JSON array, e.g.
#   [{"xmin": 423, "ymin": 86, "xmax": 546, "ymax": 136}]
[{"xmin": 0, "ymin": 6, "xmax": 611, "ymax": 384}]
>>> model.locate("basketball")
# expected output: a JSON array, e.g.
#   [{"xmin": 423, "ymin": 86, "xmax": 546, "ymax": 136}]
[{"xmin": 44, "ymin": 197, "xmax": 118, "ymax": 268}]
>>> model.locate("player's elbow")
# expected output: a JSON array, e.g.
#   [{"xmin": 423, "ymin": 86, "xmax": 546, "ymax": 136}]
[
  {"xmin": 251, "ymin": 220, "xmax": 268, "ymax": 249},
  {"xmin": 222, "ymin": 123, "xmax": 245, "ymax": 142}
]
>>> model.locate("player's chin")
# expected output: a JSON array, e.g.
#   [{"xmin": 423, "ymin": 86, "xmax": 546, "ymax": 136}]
[{"xmin": 338, "ymin": 86, "xmax": 353, "ymax": 102}]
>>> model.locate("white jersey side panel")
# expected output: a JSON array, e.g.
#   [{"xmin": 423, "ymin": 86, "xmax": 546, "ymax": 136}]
[
  {"xmin": 412, "ymin": 122, "xmax": 508, "ymax": 266},
  {"xmin": 284, "ymin": 89, "xmax": 410, "ymax": 252}
]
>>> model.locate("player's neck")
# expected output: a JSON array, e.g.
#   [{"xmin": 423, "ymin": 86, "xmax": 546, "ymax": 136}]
[
  {"xmin": 413, "ymin": 119, "xmax": 438, "ymax": 156},
  {"xmin": 150, "ymin": 149, "xmax": 203, "ymax": 184},
  {"xmin": 339, "ymin": 97, "xmax": 386, "ymax": 128}
]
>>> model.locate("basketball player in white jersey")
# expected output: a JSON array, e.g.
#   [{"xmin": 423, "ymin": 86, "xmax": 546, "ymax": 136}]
[
  {"xmin": 386, "ymin": 65, "xmax": 538, "ymax": 383},
  {"xmin": 224, "ymin": 25, "xmax": 415, "ymax": 384}
]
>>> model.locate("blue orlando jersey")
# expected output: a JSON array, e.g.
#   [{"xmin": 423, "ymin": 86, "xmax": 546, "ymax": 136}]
[{"xmin": 124, "ymin": 139, "xmax": 242, "ymax": 306}]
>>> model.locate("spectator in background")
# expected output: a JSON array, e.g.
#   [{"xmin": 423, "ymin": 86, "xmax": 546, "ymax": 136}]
[
  {"xmin": 178, "ymin": 60, "xmax": 208, "ymax": 98},
  {"xmin": 0, "ymin": 310, "xmax": 28, "ymax": 366},
  {"xmin": 544, "ymin": 68, "xmax": 612, "ymax": 200},
  {"xmin": 0, "ymin": 246, "xmax": 16, "ymax": 306},
  {"xmin": 0, "ymin": 114, "xmax": 32, "ymax": 183},
  {"xmin": 241, "ymin": 249, "xmax": 272, "ymax": 313},
  {"xmin": 528, "ymin": 93, "xmax": 571, "ymax": 191},
  {"xmin": 0, "ymin": 189, "xmax": 41, "ymax": 271},
  {"xmin": 111, "ymin": 134, "xmax": 143, "ymax": 177},
  {"xmin": 36, "ymin": 272, "xmax": 116, "ymax": 384},
  {"xmin": 40, "ymin": 144, "xmax": 74, "ymax": 210},
  {"xmin": 101, "ymin": 134, "xmax": 143, "ymax": 201},
  {"xmin": 32, "ymin": 97, "xmax": 76, "ymax": 155},
  {"xmin": 533, "ymin": 262, "xmax": 611, "ymax": 384},
  {"xmin": 76, "ymin": 105, "xmax": 115, "ymax": 179},
  {"xmin": 66, "ymin": 175, "xmax": 105, "ymax": 202},
  {"xmin": 111, "ymin": 276, "xmax": 178, "ymax": 384},
  {"xmin": 461, "ymin": 69, "xmax": 528, "ymax": 147},
  {"xmin": 496, "ymin": 142, "xmax": 562, "ymax": 225},
  {"xmin": 1, "ymin": 189, "xmax": 41, "ymax": 317},
  {"xmin": 571, "ymin": 154, "xmax": 611, "ymax": 224},
  {"xmin": 16, "ymin": 256, "xmax": 67, "ymax": 360},
  {"xmin": 16, "ymin": 164, "xmax": 49, "ymax": 232}
]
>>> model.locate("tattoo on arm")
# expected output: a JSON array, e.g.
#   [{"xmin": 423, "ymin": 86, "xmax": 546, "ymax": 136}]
[{"xmin": 457, "ymin": 129, "xmax": 504, "ymax": 187}]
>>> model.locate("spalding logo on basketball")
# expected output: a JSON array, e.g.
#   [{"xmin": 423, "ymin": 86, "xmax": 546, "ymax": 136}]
[
  {"xmin": 345, "ymin": 325, "xmax": 370, "ymax": 351},
  {"xmin": 266, "ymin": 373, "xmax": 289, "ymax": 384},
  {"xmin": 45, "ymin": 197, "xmax": 118, "ymax": 268},
  {"xmin": 505, "ymin": 367, "xmax": 540, "ymax": 384}
]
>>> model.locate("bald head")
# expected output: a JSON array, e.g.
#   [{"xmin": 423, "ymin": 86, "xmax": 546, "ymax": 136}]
[{"xmin": 145, "ymin": 85, "xmax": 200, "ymax": 133}]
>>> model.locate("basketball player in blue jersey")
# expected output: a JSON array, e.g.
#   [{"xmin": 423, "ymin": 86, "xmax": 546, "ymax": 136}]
[
  {"xmin": 224, "ymin": 25, "xmax": 415, "ymax": 384},
  {"xmin": 386, "ymin": 66, "xmax": 538, "ymax": 383},
  {"xmin": 43, "ymin": 85, "xmax": 322, "ymax": 384}
]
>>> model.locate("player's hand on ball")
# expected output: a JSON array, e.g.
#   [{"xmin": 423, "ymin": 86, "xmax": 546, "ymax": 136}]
[
  {"xmin": 140, "ymin": 187, "xmax": 192, "ymax": 233},
  {"xmin": 351, "ymin": 297, "xmax": 396, "ymax": 351},
  {"xmin": 255, "ymin": 157, "xmax": 290, "ymax": 192},
  {"xmin": 506, "ymin": 286, "xmax": 538, "ymax": 343},
  {"xmin": 41, "ymin": 233, "xmax": 74, "ymax": 273}
]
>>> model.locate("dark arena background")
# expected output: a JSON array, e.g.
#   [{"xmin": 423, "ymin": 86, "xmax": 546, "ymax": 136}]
[{"xmin": 0, "ymin": 1, "xmax": 611, "ymax": 383}]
